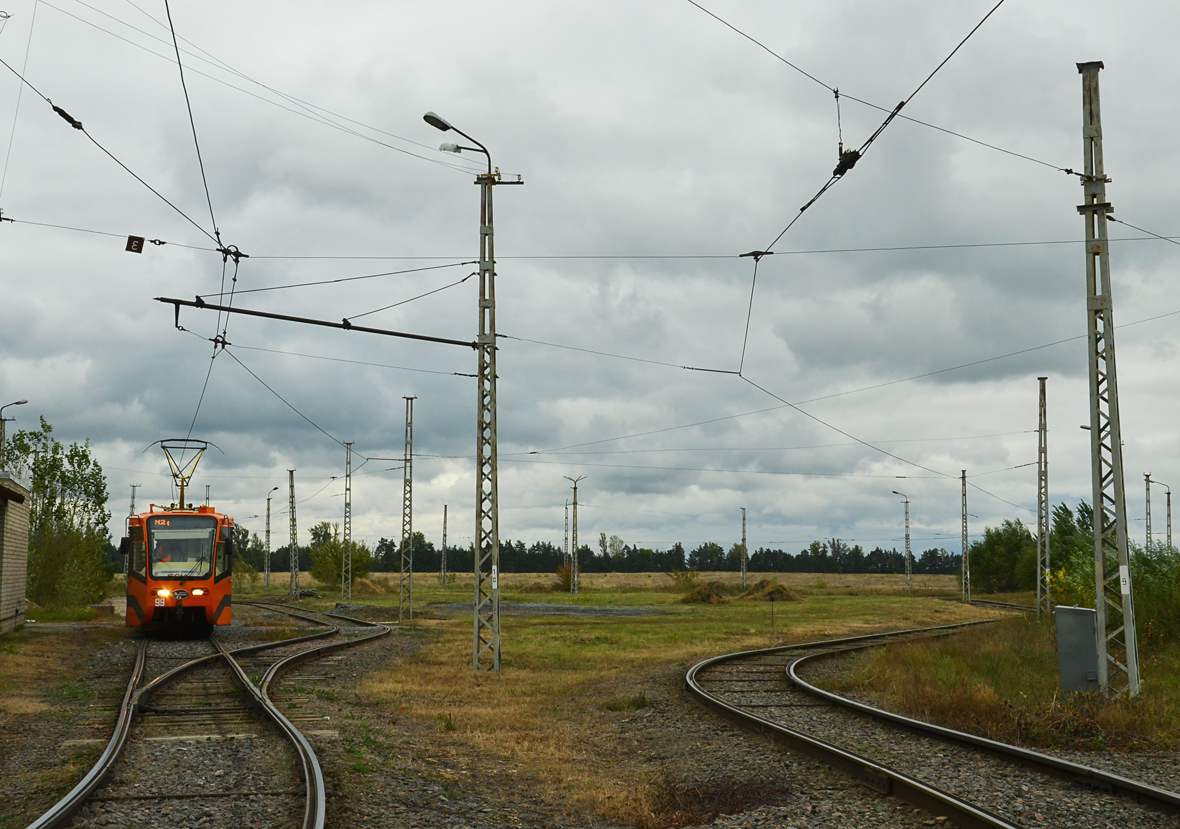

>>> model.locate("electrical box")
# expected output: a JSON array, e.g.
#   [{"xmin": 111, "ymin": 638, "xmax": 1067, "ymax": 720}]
[{"xmin": 1054, "ymin": 606, "xmax": 1100, "ymax": 693}]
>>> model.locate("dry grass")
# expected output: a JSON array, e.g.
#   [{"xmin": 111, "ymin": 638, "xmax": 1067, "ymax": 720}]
[
  {"xmin": 0, "ymin": 627, "xmax": 124, "ymax": 720},
  {"xmin": 825, "ymin": 616, "xmax": 1180, "ymax": 751},
  {"xmin": 354, "ymin": 586, "xmax": 998, "ymax": 824}
]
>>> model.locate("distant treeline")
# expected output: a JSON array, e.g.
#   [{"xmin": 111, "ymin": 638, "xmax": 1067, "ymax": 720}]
[{"xmin": 255, "ymin": 532, "xmax": 961, "ymax": 576}]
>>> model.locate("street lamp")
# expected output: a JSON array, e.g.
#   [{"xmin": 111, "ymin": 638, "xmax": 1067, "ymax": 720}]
[
  {"xmin": 425, "ymin": 110, "xmax": 522, "ymax": 673},
  {"xmin": 0, "ymin": 399, "xmax": 28, "ymax": 471},
  {"xmin": 265, "ymin": 486, "xmax": 279, "ymax": 588},
  {"xmin": 892, "ymin": 490, "xmax": 913, "ymax": 594}
]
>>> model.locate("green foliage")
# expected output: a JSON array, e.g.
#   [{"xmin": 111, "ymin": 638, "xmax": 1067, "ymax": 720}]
[
  {"xmin": 6, "ymin": 417, "xmax": 111, "ymax": 607},
  {"xmin": 1049, "ymin": 501, "xmax": 1180, "ymax": 643},
  {"xmin": 308, "ymin": 522, "xmax": 374, "ymax": 586},
  {"xmin": 968, "ymin": 518, "xmax": 1036, "ymax": 594}
]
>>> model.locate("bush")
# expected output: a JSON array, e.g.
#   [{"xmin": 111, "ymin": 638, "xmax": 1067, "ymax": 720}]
[{"xmin": 309, "ymin": 528, "xmax": 375, "ymax": 587}]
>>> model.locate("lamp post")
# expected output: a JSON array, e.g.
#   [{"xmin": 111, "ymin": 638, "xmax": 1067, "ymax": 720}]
[
  {"xmin": 892, "ymin": 490, "xmax": 913, "ymax": 593},
  {"xmin": 0, "ymin": 399, "xmax": 28, "ymax": 470},
  {"xmin": 264, "ymin": 486, "xmax": 279, "ymax": 588},
  {"xmin": 425, "ymin": 110, "xmax": 522, "ymax": 673},
  {"xmin": 1149, "ymin": 479, "xmax": 1172, "ymax": 550}
]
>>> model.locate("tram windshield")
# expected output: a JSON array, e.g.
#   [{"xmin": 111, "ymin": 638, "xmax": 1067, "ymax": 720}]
[{"xmin": 146, "ymin": 515, "xmax": 217, "ymax": 580}]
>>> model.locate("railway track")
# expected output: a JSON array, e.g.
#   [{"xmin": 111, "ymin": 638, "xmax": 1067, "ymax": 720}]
[
  {"xmin": 25, "ymin": 603, "xmax": 390, "ymax": 829},
  {"xmin": 687, "ymin": 623, "xmax": 1180, "ymax": 829}
]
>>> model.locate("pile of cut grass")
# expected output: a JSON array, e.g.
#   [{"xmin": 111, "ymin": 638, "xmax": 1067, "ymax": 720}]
[
  {"xmin": 740, "ymin": 579, "xmax": 801, "ymax": 602},
  {"xmin": 824, "ymin": 615, "xmax": 1179, "ymax": 751},
  {"xmin": 680, "ymin": 581, "xmax": 728, "ymax": 604}
]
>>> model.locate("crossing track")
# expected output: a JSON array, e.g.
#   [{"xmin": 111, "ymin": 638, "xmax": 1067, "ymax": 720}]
[
  {"xmin": 24, "ymin": 602, "xmax": 390, "ymax": 829},
  {"xmin": 686, "ymin": 623, "xmax": 1180, "ymax": 829}
]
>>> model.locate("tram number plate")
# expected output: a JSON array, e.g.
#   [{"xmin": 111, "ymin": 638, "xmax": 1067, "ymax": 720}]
[{"xmin": 155, "ymin": 598, "xmax": 165, "ymax": 607}]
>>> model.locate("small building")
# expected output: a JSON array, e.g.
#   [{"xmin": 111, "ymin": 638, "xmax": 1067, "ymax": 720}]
[{"xmin": 0, "ymin": 472, "xmax": 30, "ymax": 633}]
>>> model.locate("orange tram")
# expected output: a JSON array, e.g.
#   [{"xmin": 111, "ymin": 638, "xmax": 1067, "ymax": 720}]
[{"xmin": 123, "ymin": 504, "xmax": 235, "ymax": 631}]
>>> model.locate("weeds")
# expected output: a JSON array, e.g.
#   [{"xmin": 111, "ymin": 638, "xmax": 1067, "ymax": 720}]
[
  {"xmin": 828, "ymin": 616, "xmax": 1179, "ymax": 751},
  {"xmin": 635, "ymin": 777, "xmax": 788, "ymax": 828},
  {"xmin": 603, "ymin": 691, "xmax": 650, "ymax": 712},
  {"xmin": 436, "ymin": 712, "xmax": 457, "ymax": 731}
]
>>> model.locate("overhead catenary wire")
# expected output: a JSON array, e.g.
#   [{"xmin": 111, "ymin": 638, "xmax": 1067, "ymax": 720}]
[
  {"xmin": 199, "ymin": 260, "xmax": 477, "ymax": 299},
  {"xmin": 0, "ymin": 53, "xmax": 219, "ymax": 245},
  {"xmin": 0, "ymin": 0, "xmax": 38, "ymax": 202},
  {"xmin": 37, "ymin": 0, "xmax": 481, "ymax": 175}
]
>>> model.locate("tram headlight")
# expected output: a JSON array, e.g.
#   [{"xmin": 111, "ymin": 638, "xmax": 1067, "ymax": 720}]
[
  {"xmin": 191, "ymin": 589, "xmax": 206, "ymax": 596},
  {"xmin": 156, "ymin": 588, "xmax": 170, "ymax": 598}
]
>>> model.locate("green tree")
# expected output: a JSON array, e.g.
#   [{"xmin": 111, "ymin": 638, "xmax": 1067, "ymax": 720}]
[
  {"xmin": 968, "ymin": 518, "xmax": 1036, "ymax": 594},
  {"xmin": 308, "ymin": 522, "xmax": 374, "ymax": 586},
  {"xmin": 5, "ymin": 417, "xmax": 111, "ymax": 607}
]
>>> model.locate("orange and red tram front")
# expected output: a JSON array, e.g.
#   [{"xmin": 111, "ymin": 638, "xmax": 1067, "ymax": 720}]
[{"xmin": 124, "ymin": 505, "xmax": 234, "ymax": 630}]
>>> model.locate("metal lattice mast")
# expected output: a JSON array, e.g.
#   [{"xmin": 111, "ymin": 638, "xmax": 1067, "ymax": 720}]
[
  {"xmin": 740, "ymin": 508, "xmax": 747, "ymax": 590},
  {"xmin": 342, "ymin": 442, "xmax": 354, "ymax": 606},
  {"xmin": 564, "ymin": 501, "xmax": 570, "ymax": 567},
  {"xmin": 440, "ymin": 504, "xmax": 448, "ymax": 585},
  {"xmin": 288, "ymin": 470, "xmax": 299, "ymax": 600},
  {"xmin": 472, "ymin": 168, "xmax": 502, "ymax": 672},
  {"xmin": 961, "ymin": 471, "xmax": 969, "ymax": 601},
  {"xmin": 1037, "ymin": 377, "xmax": 1051, "ymax": 615},
  {"xmin": 1145, "ymin": 474, "xmax": 1152, "ymax": 549},
  {"xmin": 565, "ymin": 476, "xmax": 584, "ymax": 596},
  {"xmin": 401, "ymin": 397, "xmax": 416, "ymax": 623},
  {"xmin": 1078, "ymin": 61, "xmax": 1139, "ymax": 696},
  {"xmin": 892, "ymin": 490, "xmax": 912, "ymax": 593},
  {"xmin": 125, "ymin": 484, "xmax": 140, "ymax": 578},
  {"xmin": 265, "ymin": 487, "xmax": 277, "ymax": 588}
]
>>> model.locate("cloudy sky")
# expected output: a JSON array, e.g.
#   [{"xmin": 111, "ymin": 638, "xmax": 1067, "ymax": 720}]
[{"xmin": 1, "ymin": 1, "xmax": 1177, "ymax": 557}]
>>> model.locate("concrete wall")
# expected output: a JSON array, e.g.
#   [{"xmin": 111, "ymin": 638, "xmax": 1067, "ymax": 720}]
[{"xmin": 0, "ymin": 473, "xmax": 30, "ymax": 633}]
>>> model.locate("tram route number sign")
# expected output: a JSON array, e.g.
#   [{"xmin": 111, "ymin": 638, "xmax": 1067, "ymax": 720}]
[{"xmin": 155, "ymin": 597, "xmax": 165, "ymax": 606}]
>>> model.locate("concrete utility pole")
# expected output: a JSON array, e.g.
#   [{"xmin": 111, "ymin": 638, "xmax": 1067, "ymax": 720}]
[
  {"xmin": 565, "ymin": 476, "xmax": 585, "ymax": 595},
  {"xmin": 1037, "ymin": 377, "xmax": 1051, "ymax": 616},
  {"xmin": 342, "ymin": 442, "xmax": 354, "ymax": 607},
  {"xmin": 288, "ymin": 470, "xmax": 299, "ymax": 601},
  {"xmin": 440, "ymin": 504, "xmax": 448, "ymax": 585},
  {"xmin": 961, "ymin": 471, "xmax": 970, "ymax": 601},
  {"xmin": 740, "ymin": 508, "xmax": 748, "ymax": 591},
  {"xmin": 265, "ymin": 486, "xmax": 278, "ymax": 588},
  {"xmin": 424, "ymin": 111, "xmax": 522, "ymax": 672},
  {"xmin": 564, "ymin": 500, "xmax": 570, "ymax": 567},
  {"xmin": 892, "ymin": 490, "xmax": 912, "ymax": 593},
  {"xmin": 1078, "ymin": 61, "xmax": 1139, "ymax": 696},
  {"xmin": 1145, "ymin": 473, "xmax": 1152, "ymax": 549},
  {"xmin": 401, "ymin": 397, "xmax": 416, "ymax": 623}
]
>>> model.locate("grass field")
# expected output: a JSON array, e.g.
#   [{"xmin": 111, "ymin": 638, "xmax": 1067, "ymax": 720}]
[{"xmin": 241, "ymin": 571, "xmax": 1002, "ymax": 824}]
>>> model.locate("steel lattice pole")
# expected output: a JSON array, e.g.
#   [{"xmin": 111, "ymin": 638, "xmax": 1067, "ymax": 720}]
[
  {"xmin": 473, "ymin": 171, "xmax": 501, "ymax": 671},
  {"xmin": 1037, "ymin": 377, "xmax": 1051, "ymax": 615},
  {"xmin": 564, "ymin": 501, "xmax": 570, "ymax": 567},
  {"xmin": 1078, "ymin": 61, "xmax": 1139, "ymax": 696},
  {"xmin": 265, "ymin": 490, "xmax": 274, "ymax": 588},
  {"xmin": 288, "ymin": 470, "xmax": 299, "ymax": 601},
  {"xmin": 401, "ymin": 397, "xmax": 415, "ymax": 623},
  {"xmin": 1145, "ymin": 474, "xmax": 1152, "ymax": 549},
  {"xmin": 565, "ymin": 476, "xmax": 584, "ymax": 596},
  {"xmin": 740, "ymin": 507, "xmax": 747, "ymax": 591},
  {"xmin": 342, "ymin": 442, "xmax": 353, "ymax": 607},
  {"xmin": 961, "ymin": 471, "xmax": 969, "ymax": 601},
  {"xmin": 904, "ymin": 499, "xmax": 912, "ymax": 593},
  {"xmin": 440, "ymin": 504, "xmax": 448, "ymax": 586}
]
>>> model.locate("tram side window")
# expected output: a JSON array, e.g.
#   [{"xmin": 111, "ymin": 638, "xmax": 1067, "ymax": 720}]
[
  {"xmin": 215, "ymin": 541, "xmax": 231, "ymax": 580},
  {"xmin": 130, "ymin": 525, "xmax": 147, "ymax": 581}
]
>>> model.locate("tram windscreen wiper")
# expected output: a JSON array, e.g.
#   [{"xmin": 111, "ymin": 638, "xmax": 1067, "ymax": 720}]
[{"xmin": 180, "ymin": 556, "xmax": 207, "ymax": 583}]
